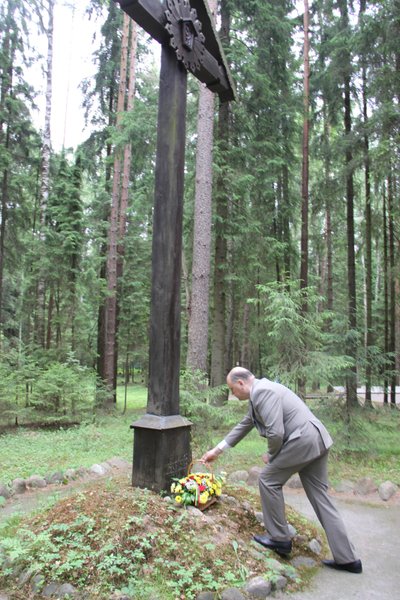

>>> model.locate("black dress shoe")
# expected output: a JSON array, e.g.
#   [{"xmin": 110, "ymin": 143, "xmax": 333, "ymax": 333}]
[
  {"xmin": 322, "ymin": 559, "xmax": 362, "ymax": 574},
  {"xmin": 253, "ymin": 534, "xmax": 292, "ymax": 556}
]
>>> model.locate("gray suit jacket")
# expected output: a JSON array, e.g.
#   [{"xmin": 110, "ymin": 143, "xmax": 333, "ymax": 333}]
[{"xmin": 224, "ymin": 378, "xmax": 333, "ymax": 466}]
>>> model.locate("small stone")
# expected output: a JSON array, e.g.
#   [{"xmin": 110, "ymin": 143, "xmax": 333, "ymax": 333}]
[
  {"xmin": 308, "ymin": 539, "xmax": 322, "ymax": 554},
  {"xmin": 75, "ymin": 467, "xmax": 88, "ymax": 478},
  {"xmin": 18, "ymin": 568, "xmax": 33, "ymax": 585},
  {"xmin": 243, "ymin": 575, "xmax": 272, "ymax": 597},
  {"xmin": 26, "ymin": 475, "xmax": 47, "ymax": 489},
  {"xmin": 354, "ymin": 477, "xmax": 377, "ymax": 495},
  {"xmin": 64, "ymin": 469, "xmax": 77, "ymax": 480},
  {"xmin": 286, "ymin": 474, "xmax": 302, "ymax": 489},
  {"xmin": 99, "ymin": 462, "xmax": 112, "ymax": 472},
  {"xmin": 255, "ymin": 511, "xmax": 264, "ymax": 525},
  {"xmin": 42, "ymin": 582, "xmax": 61, "ymax": 597},
  {"xmin": 291, "ymin": 556, "xmax": 317, "ymax": 568},
  {"xmin": 0, "ymin": 484, "xmax": 10, "ymax": 499},
  {"xmin": 227, "ymin": 470, "xmax": 249, "ymax": 484},
  {"xmin": 58, "ymin": 583, "xmax": 78, "ymax": 597},
  {"xmin": 30, "ymin": 574, "xmax": 45, "ymax": 592},
  {"xmin": 334, "ymin": 479, "xmax": 355, "ymax": 493},
  {"xmin": 272, "ymin": 575, "xmax": 288, "ymax": 591},
  {"xmin": 288, "ymin": 524, "xmax": 297, "ymax": 537},
  {"xmin": 196, "ymin": 593, "xmax": 216, "ymax": 600},
  {"xmin": 89, "ymin": 464, "xmax": 107, "ymax": 476},
  {"xmin": 106, "ymin": 457, "xmax": 131, "ymax": 470},
  {"xmin": 247, "ymin": 466, "xmax": 262, "ymax": 487},
  {"xmin": 45, "ymin": 471, "xmax": 64, "ymax": 485},
  {"xmin": 378, "ymin": 481, "xmax": 398, "ymax": 501},
  {"xmin": 221, "ymin": 588, "xmax": 246, "ymax": 600},
  {"xmin": 11, "ymin": 478, "xmax": 27, "ymax": 494}
]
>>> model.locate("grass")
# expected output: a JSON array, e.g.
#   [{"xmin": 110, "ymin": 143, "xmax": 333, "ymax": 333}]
[
  {"xmin": 1, "ymin": 384, "xmax": 399, "ymax": 487},
  {"xmin": 0, "ymin": 385, "xmax": 147, "ymax": 484}
]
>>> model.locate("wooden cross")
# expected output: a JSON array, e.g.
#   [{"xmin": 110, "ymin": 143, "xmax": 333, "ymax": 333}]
[{"xmin": 114, "ymin": 0, "xmax": 235, "ymax": 492}]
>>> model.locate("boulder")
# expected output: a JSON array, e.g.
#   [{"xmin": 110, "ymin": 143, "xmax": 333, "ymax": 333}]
[
  {"xmin": 227, "ymin": 470, "xmax": 249, "ymax": 484},
  {"xmin": 334, "ymin": 480, "xmax": 355, "ymax": 493},
  {"xmin": 0, "ymin": 484, "xmax": 10, "ymax": 499},
  {"xmin": 26, "ymin": 475, "xmax": 47, "ymax": 489},
  {"xmin": 243, "ymin": 575, "xmax": 272, "ymax": 598},
  {"xmin": 221, "ymin": 588, "xmax": 246, "ymax": 600},
  {"xmin": 196, "ymin": 593, "xmax": 216, "ymax": 600},
  {"xmin": 308, "ymin": 539, "xmax": 322, "ymax": 554},
  {"xmin": 247, "ymin": 467, "xmax": 262, "ymax": 487},
  {"xmin": 45, "ymin": 471, "xmax": 64, "ymax": 485},
  {"xmin": 354, "ymin": 477, "xmax": 377, "ymax": 495},
  {"xmin": 11, "ymin": 478, "xmax": 27, "ymax": 494},
  {"xmin": 378, "ymin": 481, "xmax": 398, "ymax": 501},
  {"xmin": 89, "ymin": 464, "xmax": 107, "ymax": 476}
]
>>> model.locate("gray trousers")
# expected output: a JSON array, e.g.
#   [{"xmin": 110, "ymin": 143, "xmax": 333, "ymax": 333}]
[{"xmin": 258, "ymin": 448, "xmax": 358, "ymax": 564}]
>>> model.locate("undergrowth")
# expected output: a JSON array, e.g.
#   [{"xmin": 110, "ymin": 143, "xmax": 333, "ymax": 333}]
[{"xmin": 0, "ymin": 477, "xmax": 321, "ymax": 599}]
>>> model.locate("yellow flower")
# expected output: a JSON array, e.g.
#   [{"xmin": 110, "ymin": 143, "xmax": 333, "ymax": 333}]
[
  {"xmin": 170, "ymin": 483, "xmax": 176, "ymax": 493},
  {"xmin": 199, "ymin": 492, "xmax": 209, "ymax": 504},
  {"xmin": 215, "ymin": 488, "xmax": 221, "ymax": 497},
  {"xmin": 175, "ymin": 484, "xmax": 182, "ymax": 493},
  {"xmin": 175, "ymin": 495, "xmax": 183, "ymax": 504}
]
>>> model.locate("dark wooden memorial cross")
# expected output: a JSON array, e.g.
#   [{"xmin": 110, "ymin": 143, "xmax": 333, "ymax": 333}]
[{"xmin": 115, "ymin": 0, "xmax": 235, "ymax": 492}]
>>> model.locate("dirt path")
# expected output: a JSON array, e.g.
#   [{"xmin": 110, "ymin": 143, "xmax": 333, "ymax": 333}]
[{"xmin": 276, "ymin": 488, "xmax": 400, "ymax": 600}]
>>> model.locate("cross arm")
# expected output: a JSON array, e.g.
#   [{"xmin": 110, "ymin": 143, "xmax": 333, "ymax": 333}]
[{"xmin": 115, "ymin": 0, "xmax": 236, "ymax": 102}]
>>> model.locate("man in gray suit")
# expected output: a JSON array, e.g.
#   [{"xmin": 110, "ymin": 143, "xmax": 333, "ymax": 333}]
[{"xmin": 201, "ymin": 367, "xmax": 362, "ymax": 574}]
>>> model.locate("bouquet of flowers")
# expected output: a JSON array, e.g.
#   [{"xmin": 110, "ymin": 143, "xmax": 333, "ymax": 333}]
[{"xmin": 170, "ymin": 465, "xmax": 224, "ymax": 510}]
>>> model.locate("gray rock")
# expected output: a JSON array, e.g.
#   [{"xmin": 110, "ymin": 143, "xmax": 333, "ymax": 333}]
[
  {"xmin": 291, "ymin": 556, "xmax": 317, "ymax": 568},
  {"xmin": 221, "ymin": 588, "xmax": 246, "ymax": 600},
  {"xmin": 272, "ymin": 575, "xmax": 287, "ymax": 591},
  {"xmin": 30, "ymin": 573, "xmax": 45, "ymax": 592},
  {"xmin": 243, "ymin": 575, "xmax": 272, "ymax": 597},
  {"xmin": 18, "ymin": 568, "xmax": 33, "ymax": 585},
  {"xmin": 227, "ymin": 470, "xmax": 249, "ymax": 484},
  {"xmin": 0, "ymin": 484, "xmax": 10, "ymax": 499},
  {"xmin": 286, "ymin": 474, "xmax": 302, "ymax": 489},
  {"xmin": 247, "ymin": 466, "xmax": 262, "ymax": 487},
  {"xmin": 334, "ymin": 479, "xmax": 355, "ymax": 493},
  {"xmin": 106, "ymin": 457, "xmax": 131, "ymax": 470},
  {"xmin": 75, "ymin": 467, "xmax": 88, "ymax": 478},
  {"xmin": 45, "ymin": 471, "xmax": 64, "ymax": 485},
  {"xmin": 186, "ymin": 506, "xmax": 206, "ymax": 518},
  {"xmin": 354, "ymin": 477, "xmax": 377, "ymax": 495},
  {"xmin": 255, "ymin": 511, "xmax": 264, "ymax": 525},
  {"xmin": 11, "ymin": 478, "xmax": 27, "ymax": 494},
  {"xmin": 99, "ymin": 461, "xmax": 112, "ymax": 472},
  {"xmin": 378, "ymin": 480, "xmax": 398, "ymax": 501},
  {"xmin": 58, "ymin": 583, "xmax": 79, "ymax": 597},
  {"xmin": 26, "ymin": 475, "xmax": 47, "ymax": 489},
  {"xmin": 89, "ymin": 464, "xmax": 107, "ymax": 476},
  {"xmin": 64, "ymin": 469, "xmax": 77, "ymax": 480},
  {"xmin": 42, "ymin": 582, "xmax": 61, "ymax": 597},
  {"xmin": 196, "ymin": 593, "xmax": 216, "ymax": 600},
  {"xmin": 308, "ymin": 538, "xmax": 322, "ymax": 554},
  {"xmin": 288, "ymin": 524, "xmax": 297, "ymax": 538},
  {"xmin": 220, "ymin": 494, "xmax": 240, "ymax": 507}
]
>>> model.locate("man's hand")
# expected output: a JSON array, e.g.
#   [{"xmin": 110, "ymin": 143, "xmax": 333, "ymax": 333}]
[
  {"xmin": 200, "ymin": 448, "xmax": 221, "ymax": 463},
  {"xmin": 262, "ymin": 453, "xmax": 270, "ymax": 464}
]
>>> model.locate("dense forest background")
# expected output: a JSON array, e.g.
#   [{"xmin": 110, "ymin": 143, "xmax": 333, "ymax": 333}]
[{"xmin": 0, "ymin": 0, "xmax": 399, "ymax": 424}]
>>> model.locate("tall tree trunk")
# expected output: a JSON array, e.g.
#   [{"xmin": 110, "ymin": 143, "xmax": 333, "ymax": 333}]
[
  {"xmin": 103, "ymin": 12, "xmax": 130, "ymax": 404},
  {"xmin": 387, "ymin": 172, "xmax": 396, "ymax": 406},
  {"xmin": 300, "ymin": 0, "xmax": 310, "ymax": 296},
  {"xmin": 36, "ymin": 0, "xmax": 54, "ymax": 348},
  {"xmin": 339, "ymin": 0, "xmax": 358, "ymax": 409},
  {"xmin": 210, "ymin": 0, "xmax": 230, "ymax": 398},
  {"xmin": 186, "ymin": 0, "xmax": 217, "ymax": 376},
  {"xmin": 383, "ymin": 187, "xmax": 389, "ymax": 404},
  {"xmin": 360, "ymin": 0, "xmax": 373, "ymax": 407}
]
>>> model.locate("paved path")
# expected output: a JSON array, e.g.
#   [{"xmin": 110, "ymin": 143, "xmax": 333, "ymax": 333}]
[{"xmin": 276, "ymin": 489, "xmax": 400, "ymax": 599}]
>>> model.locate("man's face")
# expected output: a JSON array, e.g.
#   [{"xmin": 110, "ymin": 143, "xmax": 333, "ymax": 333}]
[{"xmin": 228, "ymin": 377, "xmax": 250, "ymax": 401}]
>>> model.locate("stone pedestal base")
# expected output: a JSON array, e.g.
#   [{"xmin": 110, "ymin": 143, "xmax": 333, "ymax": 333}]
[{"xmin": 130, "ymin": 414, "xmax": 192, "ymax": 493}]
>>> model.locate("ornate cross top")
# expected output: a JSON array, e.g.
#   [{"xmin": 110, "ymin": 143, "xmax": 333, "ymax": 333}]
[{"xmin": 116, "ymin": 0, "xmax": 235, "ymax": 101}]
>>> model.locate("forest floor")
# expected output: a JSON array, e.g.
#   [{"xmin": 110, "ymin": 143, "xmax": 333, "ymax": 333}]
[{"xmin": 1, "ymin": 461, "xmax": 399, "ymax": 599}]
